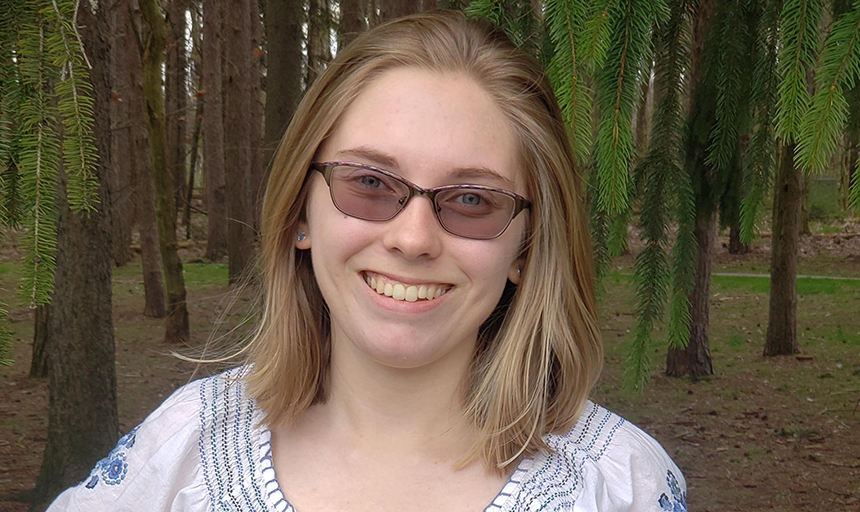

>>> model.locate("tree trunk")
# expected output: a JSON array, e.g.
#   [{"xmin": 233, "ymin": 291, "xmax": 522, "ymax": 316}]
[
  {"xmin": 666, "ymin": 211, "xmax": 716, "ymax": 377},
  {"xmin": 634, "ymin": 72, "xmax": 652, "ymax": 163},
  {"xmin": 248, "ymin": 0, "xmax": 265, "ymax": 234},
  {"xmin": 107, "ymin": 0, "xmax": 136, "ymax": 267},
  {"xmin": 380, "ymin": 0, "xmax": 420, "ymax": 21},
  {"xmin": 224, "ymin": 0, "xmax": 255, "ymax": 283},
  {"xmin": 202, "ymin": 0, "xmax": 228, "ymax": 260},
  {"xmin": 31, "ymin": 5, "xmax": 118, "ymax": 508},
  {"xmin": 263, "ymin": 0, "xmax": 303, "ymax": 191},
  {"xmin": 664, "ymin": 0, "xmax": 717, "ymax": 379},
  {"xmin": 764, "ymin": 142, "xmax": 801, "ymax": 356},
  {"xmin": 801, "ymin": 175, "xmax": 811, "ymax": 234},
  {"xmin": 141, "ymin": 0, "xmax": 190, "ymax": 342},
  {"xmin": 728, "ymin": 224, "xmax": 749, "ymax": 254},
  {"xmin": 166, "ymin": 0, "xmax": 188, "ymax": 215},
  {"xmin": 340, "ymin": 0, "xmax": 367, "ymax": 46},
  {"xmin": 841, "ymin": 81, "xmax": 860, "ymax": 211},
  {"xmin": 113, "ymin": 0, "xmax": 166, "ymax": 318},
  {"xmin": 307, "ymin": 0, "xmax": 332, "ymax": 86},
  {"xmin": 29, "ymin": 305, "xmax": 49, "ymax": 379},
  {"xmin": 184, "ymin": 76, "xmax": 203, "ymax": 240},
  {"xmin": 841, "ymin": 129, "xmax": 858, "ymax": 211}
]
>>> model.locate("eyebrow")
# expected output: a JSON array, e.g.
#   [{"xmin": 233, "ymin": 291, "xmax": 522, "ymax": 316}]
[{"xmin": 334, "ymin": 146, "xmax": 517, "ymax": 190}]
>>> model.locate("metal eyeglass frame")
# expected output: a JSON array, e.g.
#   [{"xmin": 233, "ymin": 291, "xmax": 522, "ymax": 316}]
[{"xmin": 309, "ymin": 161, "xmax": 531, "ymax": 239}]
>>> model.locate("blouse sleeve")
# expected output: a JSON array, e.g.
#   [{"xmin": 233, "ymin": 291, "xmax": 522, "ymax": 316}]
[
  {"xmin": 46, "ymin": 379, "xmax": 209, "ymax": 512},
  {"xmin": 576, "ymin": 419, "xmax": 688, "ymax": 512}
]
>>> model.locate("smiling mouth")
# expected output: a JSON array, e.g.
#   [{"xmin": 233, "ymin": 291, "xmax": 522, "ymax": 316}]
[{"xmin": 362, "ymin": 272, "xmax": 452, "ymax": 302}]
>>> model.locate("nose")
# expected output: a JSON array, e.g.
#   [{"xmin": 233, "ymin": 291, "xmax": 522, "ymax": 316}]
[{"xmin": 381, "ymin": 195, "xmax": 444, "ymax": 260}]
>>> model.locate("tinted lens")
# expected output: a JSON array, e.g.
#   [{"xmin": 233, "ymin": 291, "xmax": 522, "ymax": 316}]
[
  {"xmin": 328, "ymin": 165, "xmax": 408, "ymax": 220},
  {"xmin": 436, "ymin": 188, "xmax": 516, "ymax": 239}
]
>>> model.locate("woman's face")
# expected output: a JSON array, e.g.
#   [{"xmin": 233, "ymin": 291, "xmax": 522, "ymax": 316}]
[{"xmin": 299, "ymin": 67, "xmax": 528, "ymax": 372}]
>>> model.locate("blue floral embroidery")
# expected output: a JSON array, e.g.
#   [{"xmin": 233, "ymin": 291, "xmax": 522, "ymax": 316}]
[
  {"xmin": 82, "ymin": 425, "xmax": 140, "ymax": 489},
  {"xmin": 658, "ymin": 470, "xmax": 687, "ymax": 512}
]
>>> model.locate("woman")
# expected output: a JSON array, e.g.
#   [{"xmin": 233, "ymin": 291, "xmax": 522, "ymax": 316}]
[{"xmin": 48, "ymin": 11, "xmax": 686, "ymax": 512}]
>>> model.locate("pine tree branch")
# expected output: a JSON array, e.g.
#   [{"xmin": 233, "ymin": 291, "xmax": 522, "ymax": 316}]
[{"xmin": 797, "ymin": 2, "xmax": 860, "ymax": 174}]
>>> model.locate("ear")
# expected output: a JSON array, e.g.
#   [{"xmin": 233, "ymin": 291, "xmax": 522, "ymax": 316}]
[
  {"xmin": 508, "ymin": 256, "xmax": 526, "ymax": 285},
  {"xmin": 295, "ymin": 221, "xmax": 311, "ymax": 250}
]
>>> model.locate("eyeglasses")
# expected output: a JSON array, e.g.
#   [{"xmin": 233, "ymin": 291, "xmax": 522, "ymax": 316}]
[{"xmin": 310, "ymin": 162, "xmax": 531, "ymax": 240}]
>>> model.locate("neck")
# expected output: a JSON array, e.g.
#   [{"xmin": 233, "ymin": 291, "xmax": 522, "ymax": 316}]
[{"xmin": 311, "ymin": 328, "xmax": 479, "ymax": 458}]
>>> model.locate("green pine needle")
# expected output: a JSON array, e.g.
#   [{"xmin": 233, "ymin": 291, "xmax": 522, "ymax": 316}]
[
  {"xmin": 775, "ymin": 0, "xmax": 823, "ymax": 142},
  {"xmin": 797, "ymin": 1, "xmax": 860, "ymax": 174}
]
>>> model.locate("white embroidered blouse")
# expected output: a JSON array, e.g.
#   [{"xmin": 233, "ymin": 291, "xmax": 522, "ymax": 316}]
[{"xmin": 47, "ymin": 368, "xmax": 688, "ymax": 512}]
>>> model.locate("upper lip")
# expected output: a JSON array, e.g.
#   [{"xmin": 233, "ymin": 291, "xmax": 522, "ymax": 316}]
[{"xmin": 361, "ymin": 270, "xmax": 454, "ymax": 287}]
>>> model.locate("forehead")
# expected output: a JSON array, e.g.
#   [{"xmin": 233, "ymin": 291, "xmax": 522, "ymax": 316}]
[{"xmin": 319, "ymin": 67, "xmax": 524, "ymax": 191}]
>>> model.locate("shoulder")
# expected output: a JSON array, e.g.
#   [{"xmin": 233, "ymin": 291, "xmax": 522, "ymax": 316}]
[
  {"xmin": 47, "ymin": 367, "xmax": 270, "ymax": 512},
  {"xmin": 492, "ymin": 401, "xmax": 687, "ymax": 512}
]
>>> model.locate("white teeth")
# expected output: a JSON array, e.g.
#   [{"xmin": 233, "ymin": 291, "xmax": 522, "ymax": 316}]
[
  {"xmin": 363, "ymin": 274, "xmax": 449, "ymax": 302},
  {"xmin": 405, "ymin": 286, "xmax": 418, "ymax": 302}
]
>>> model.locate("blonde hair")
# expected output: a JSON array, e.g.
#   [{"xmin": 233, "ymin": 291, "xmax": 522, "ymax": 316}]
[{"xmin": 245, "ymin": 10, "xmax": 603, "ymax": 472}]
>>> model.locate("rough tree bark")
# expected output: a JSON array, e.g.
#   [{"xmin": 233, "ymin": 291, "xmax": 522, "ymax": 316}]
[
  {"xmin": 307, "ymin": 0, "xmax": 332, "ymax": 85},
  {"xmin": 202, "ymin": 0, "xmax": 227, "ymax": 260},
  {"xmin": 184, "ymin": 90, "xmax": 202, "ymax": 240},
  {"xmin": 165, "ymin": 0, "xmax": 188, "ymax": 215},
  {"xmin": 667, "ymin": 212, "xmax": 716, "ymax": 377},
  {"xmin": 29, "ymin": 305, "xmax": 49, "ymax": 379},
  {"xmin": 224, "ymin": 0, "xmax": 255, "ymax": 283},
  {"xmin": 141, "ymin": 0, "xmax": 190, "ymax": 341},
  {"xmin": 380, "ymin": 0, "xmax": 420, "ymax": 21},
  {"xmin": 248, "ymin": 0, "xmax": 265, "ymax": 234},
  {"xmin": 764, "ymin": 142, "xmax": 801, "ymax": 356},
  {"xmin": 800, "ymin": 175, "xmax": 811, "ymax": 235},
  {"xmin": 340, "ymin": 0, "xmax": 367, "ymax": 46},
  {"xmin": 184, "ymin": 8, "xmax": 203, "ymax": 240},
  {"xmin": 31, "ymin": 4, "xmax": 118, "ymax": 508},
  {"xmin": 665, "ymin": 0, "xmax": 716, "ymax": 377},
  {"xmin": 841, "ymin": 127, "xmax": 859, "ymax": 211},
  {"xmin": 728, "ymin": 224, "xmax": 749, "ymax": 254},
  {"xmin": 114, "ymin": 0, "xmax": 166, "ymax": 318},
  {"xmin": 264, "ymin": 0, "xmax": 303, "ymax": 170},
  {"xmin": 108, "ymin": 0, "xmax": 136, "ymax": 267}
]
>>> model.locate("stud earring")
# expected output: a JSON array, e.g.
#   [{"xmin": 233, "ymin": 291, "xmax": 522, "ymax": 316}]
[
  {"xmin": 297, "ymin": 232, "xmax": 307, "ymax": 242},
  {"xmin": 517, "ymin": 267, "xmax": 523, "ymax": 277}
]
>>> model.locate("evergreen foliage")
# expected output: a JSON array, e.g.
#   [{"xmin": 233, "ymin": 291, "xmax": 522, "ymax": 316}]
[
  {"xmin": 544, "ymin": 0, "xmax": 592, "ymax": 164},
  {"xmin": 739, "ymin": 0, "xmax": 780, "ymax": 243},
  {"xmin": 797, "ymin": 1, "xmax": 860, "ymax": 174},
  {"xmin": 628, "ymin": 0, "xmax": 692, "ymax": 388},
  {"xmin": 775, "ymin": 0, "xmax": 824, "ymax": 143},
  {"xmin": 0, "ymin": 0, "xmax": 99, "ymax": 363},
  {"xmin": 593, "ymin": 0, "xmax": 667, "ymax": 217}
]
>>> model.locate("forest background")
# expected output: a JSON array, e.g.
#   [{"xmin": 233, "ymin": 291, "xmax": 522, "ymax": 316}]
[{"xmin": 1, "ymin": 0, "xmax": 859, "ymax": 510}]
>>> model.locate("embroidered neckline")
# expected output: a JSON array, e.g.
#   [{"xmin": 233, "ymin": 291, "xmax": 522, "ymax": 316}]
[{"xmin": 254, "ymin": 426, "xmax": 534, "ymax": 512}]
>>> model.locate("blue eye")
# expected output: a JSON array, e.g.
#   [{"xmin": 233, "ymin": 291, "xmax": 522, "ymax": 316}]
[
  {"xmin": 358, "ymin": 175, "xmax": 385, "ymax": 188},
  {"xmin": 456, "ymin": 193, "xmax": 484, "ymax": 206}
]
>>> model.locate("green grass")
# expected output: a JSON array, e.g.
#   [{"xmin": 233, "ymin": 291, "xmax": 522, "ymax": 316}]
[
  {"xmin": 712, "ymin": 274, "xmax": 860, "ymax": 295},
  {"xmin": 113, "ymin": 262, "xmax": 229, "ymax": 289},
  {"xmin": 182, "ymin": 263, "xmax": 229, "ymax": 288}
]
